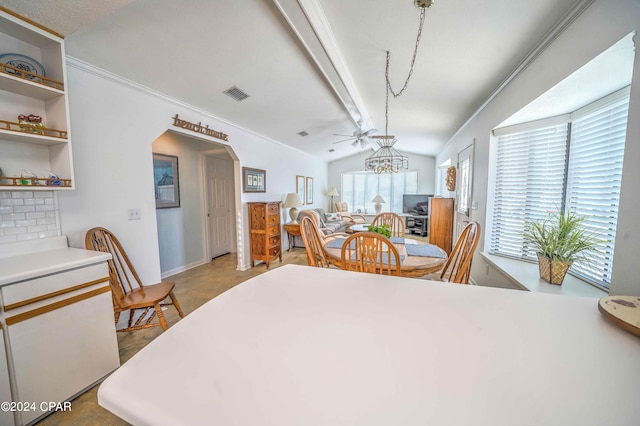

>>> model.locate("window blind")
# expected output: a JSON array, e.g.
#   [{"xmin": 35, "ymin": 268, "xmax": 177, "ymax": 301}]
[
  {"xmin": 565, "ymin": 94, "xmax": 629, "ymax": 286},
  {"xmin": 490, "ymin": 124, "xmax": 569, "ymax": 258},
  {"xmin": 341, "ymin": 170, "xmax": 417, "ymax": 214}
]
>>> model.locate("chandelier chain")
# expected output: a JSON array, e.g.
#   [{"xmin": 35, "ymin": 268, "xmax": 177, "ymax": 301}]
[{"xmin": 385, "ymin": 6, "xmax": 426, "ymax": 99}]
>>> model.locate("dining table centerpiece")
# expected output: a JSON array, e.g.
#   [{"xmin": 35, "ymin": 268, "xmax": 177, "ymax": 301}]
[
  {"xmin": 523, "ymin": 209, "xmax": 600, "ymax": 285},
  {"xmin": 367, "ymin": 223, "xmax": 391, "ymax": 238}
]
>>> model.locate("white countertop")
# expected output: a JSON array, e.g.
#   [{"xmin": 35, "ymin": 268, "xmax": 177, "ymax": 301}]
[
  {"xmin": 0, "ymin": 237, "xmax": 111, "ymax": 286},
  {"xmin": 99, "ymin": 264, "xmax": 640, "ymax": 425}
]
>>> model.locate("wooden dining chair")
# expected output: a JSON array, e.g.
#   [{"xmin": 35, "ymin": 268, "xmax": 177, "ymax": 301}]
[
  {"xmin": 438, "ymin": 221, "xmax": 481, "ymax": 284},
  {"xmin": 85, "ymin": 227, "xmax": 185, "ymax": 332},
  {"xmin": 371, "ymin": 212, "xmax": 406, "ymax": 237},
  {"xmin": 300, "ymin": 216, "xmax": 332, "ymax": 268},
  {"xmin": 340, "ymin": 231, "xmax": 402, "ymax": 276}
]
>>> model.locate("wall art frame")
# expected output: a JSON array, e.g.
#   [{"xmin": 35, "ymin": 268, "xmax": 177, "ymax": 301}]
[
  {"xmin": 153, "ymin": 153, "xmax": 180, "ymax": 209},
  {"xmin": 243, "ymin": 167, "xmax": 266, "ymax": 193},
  {"xmin": 296, "ymin": 175, "xmax": 306, "ymax": 205},
  {"xmin": 306, "ymin": 176, "xmax": 314, "ymax": 204}
]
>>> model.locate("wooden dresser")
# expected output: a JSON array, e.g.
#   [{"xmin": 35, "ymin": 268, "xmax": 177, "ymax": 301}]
[
  {"xmin": 248, "ymin": 202, "xmax": 282, "ymax": 268},
  {"xmin": 429, "ymin": 198, "xmax": 454, "ymax": 255}
]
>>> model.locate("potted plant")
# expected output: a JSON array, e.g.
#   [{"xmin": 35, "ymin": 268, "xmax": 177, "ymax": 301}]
[
  {"xmin": 523, "ymin": 209, "xmax": 601, "ymax": 285},
  {"xmin": 367, "ymin": 223, "xmax": 391, "ymax": 238}
]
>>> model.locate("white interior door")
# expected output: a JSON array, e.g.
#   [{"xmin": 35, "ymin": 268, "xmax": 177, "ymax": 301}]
[
  {"xmin": 455, "ymin": 143, "xmax": 474, "ymax": 240},
  {"xmin": 205, "ymin": 156, "xmax": 235, "ymax": 259}
]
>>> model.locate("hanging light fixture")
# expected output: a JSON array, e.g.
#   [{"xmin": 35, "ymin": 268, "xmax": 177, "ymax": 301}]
[{"xmin": 365, "ymin": 0, "xmax": 434, "ymax": 174}]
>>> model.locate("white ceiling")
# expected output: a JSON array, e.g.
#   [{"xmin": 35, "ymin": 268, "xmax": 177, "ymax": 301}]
[{"xmin": 1, "ymin": 0, "xmax": 626, "ymax": 162}]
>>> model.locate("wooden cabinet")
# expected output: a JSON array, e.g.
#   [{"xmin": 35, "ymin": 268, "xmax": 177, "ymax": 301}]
[
  {"xmin": 248, "ymin": 202, "xmax": 282, "ymax": 268},
  {"xmin": 0, "ymin": 7, "xmax": 74, "ymax": 189},
  {"xmin": 429, "ymin": 198, "xmax": 454, "ymax": 255}
]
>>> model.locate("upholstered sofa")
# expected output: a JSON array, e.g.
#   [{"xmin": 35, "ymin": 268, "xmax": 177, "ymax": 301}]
[{"xmin": 293, "ymin": 208, "xmax": 350, "ymax": 247}]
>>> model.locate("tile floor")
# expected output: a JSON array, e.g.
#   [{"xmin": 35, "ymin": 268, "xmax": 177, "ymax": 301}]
[{"xmin": 35, "ymin": 249, "xmax": 309, "ymax": 426}]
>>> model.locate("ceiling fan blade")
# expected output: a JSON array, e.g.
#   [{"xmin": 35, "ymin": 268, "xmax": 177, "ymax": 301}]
[
  {"xmin": 332, "ymin": 133, "xmax": 354, "ymax": 137},
  {"xmin": 332, "ymin": 137, "xmax": 357, "ymax": 144},
  {"xmin": 362, "ymin": 128, "xmax": 378, "ymax": 136}
]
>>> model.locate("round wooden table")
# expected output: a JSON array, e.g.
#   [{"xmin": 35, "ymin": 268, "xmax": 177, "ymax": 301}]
[{"xmin": 323, "ymin": 235, "xmax": 447, "ymax": 278}]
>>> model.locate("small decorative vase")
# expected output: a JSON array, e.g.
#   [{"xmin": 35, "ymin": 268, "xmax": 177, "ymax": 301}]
[{"xmin": 536, "ymin": 253, "xmax": 572, "ymax": 285}]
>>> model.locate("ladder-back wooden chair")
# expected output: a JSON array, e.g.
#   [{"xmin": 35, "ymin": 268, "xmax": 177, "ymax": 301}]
[
  {"xmin": 300, "ymin": 216, "xmax": 332, "ymax": 268},
  {"xmin": 340, "ymin": 231, "xmax": 402, "ymax": 276},
  {"xmin": 85, "ymin": 227, "xmax": 185, "ymax": 332},
  {"xmin": 371, "ymin": 212, "xmax": 405, "ymax": 237},
  {"xmin": 439, "ymin": 222, "xmax": 481, "ymax": 284}
]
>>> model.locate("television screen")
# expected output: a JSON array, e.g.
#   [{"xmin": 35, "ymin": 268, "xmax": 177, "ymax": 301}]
[{"xmin": 403, "ymin": 194, "xmax": 433, "ymax": 215}]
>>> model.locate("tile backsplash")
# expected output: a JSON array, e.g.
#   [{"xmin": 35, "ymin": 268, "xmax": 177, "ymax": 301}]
[{"xmin": 0, "ymin": 190, "xmax": 61, "ymax": 244}]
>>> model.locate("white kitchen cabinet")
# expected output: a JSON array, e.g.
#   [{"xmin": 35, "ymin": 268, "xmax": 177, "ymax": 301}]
[
  {"xmin": 0, "ymin": 237, "xmax": 119, "ymax": 425},
  {"xmin": 0, "ymin": 327, "xmax": 14, "ymax": 426},
  {"xmin": 0, "ymin": 7, "xmax": 74, "ymax": 189}
]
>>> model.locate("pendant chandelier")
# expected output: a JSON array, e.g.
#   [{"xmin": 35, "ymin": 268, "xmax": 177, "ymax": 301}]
[{"xmin": 365, "ymin": 0, "xmax": 434, "ymax": 174}]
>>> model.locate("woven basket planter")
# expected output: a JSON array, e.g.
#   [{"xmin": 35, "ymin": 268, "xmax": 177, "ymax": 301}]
[{"xmin": 536, "ymin": 253, "xmax": 572, "ymax": 285}]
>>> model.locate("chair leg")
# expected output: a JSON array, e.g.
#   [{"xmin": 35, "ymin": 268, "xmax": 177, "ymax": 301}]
[
  {"xmin": 154, "ymin": 304, "xmax": 169, "ymax": 331},
  {"xmin": 127, "ymin": 309, "xmax": 134, "ymax": 328},
  {"xmin": 169, "ymin": 291, "xmax": 185, "ymax": 318}
]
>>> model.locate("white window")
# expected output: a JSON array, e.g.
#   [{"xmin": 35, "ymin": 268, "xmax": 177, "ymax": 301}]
[
  {"xmin": 341, "ymin": 170, "xmax": 418, "ymax": 213},
  {"xmin": 489, "ymin": 88, "xmax": 630, "ymax": 289}
]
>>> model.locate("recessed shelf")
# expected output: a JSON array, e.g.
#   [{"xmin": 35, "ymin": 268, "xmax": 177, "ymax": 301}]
[
  {"xmin": 0, "ymin": 126, "xmax": 67, "ymax": 146},
  {"xmin": 0, "ymin": 69, "xmax": 64, "ymax": 100}
]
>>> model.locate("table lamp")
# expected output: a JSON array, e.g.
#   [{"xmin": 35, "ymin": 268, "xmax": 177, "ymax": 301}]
[
  {"xmin": 326, "ymin": 187, "xmax": 339, "ymax": 212},
  {"xmin": 283, "ymin": 193, "xmax": 303, "ymax": 223},
  {"xmin": 371, "ymin": 195, "xmax": 386, "ymax": 214}
]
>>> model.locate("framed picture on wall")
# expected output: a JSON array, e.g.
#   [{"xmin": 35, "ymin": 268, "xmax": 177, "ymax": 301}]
[
  {"xmin": 153, "ymin": 153, "xmax": 180, "ymax": 209},
  {"xmin": 306, "ymin": 176, "xmax": 313, "ymax": 204},
  {"xmin": 243, "ymin": 167, "xmax": 266, "ymax": 192},
  {"xmin": 296, "ymin": 175, "xmax": 306, "ymax": 205}
]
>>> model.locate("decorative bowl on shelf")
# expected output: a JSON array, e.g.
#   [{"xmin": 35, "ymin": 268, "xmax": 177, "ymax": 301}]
[{"xmin": 0, "ymin": 53, "xmax": 46, "ymax": 80}]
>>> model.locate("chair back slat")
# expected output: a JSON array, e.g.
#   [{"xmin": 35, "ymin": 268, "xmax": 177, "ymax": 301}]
[
  {"xmin": 440, "ymin": 222, "xmax": 481, "ymax": 284},
  {"xmin": 371, "ymin": 212, "xmax": 405, "ymax": 237},
  {"xmin": 340, "ymin": 232, "xmax": 401, "ymax": 276}
]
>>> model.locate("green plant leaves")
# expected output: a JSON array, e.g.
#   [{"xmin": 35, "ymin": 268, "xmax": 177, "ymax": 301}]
[{"xmin": 523, "ymin": 210, "xmax": 602, "ymax": 263}]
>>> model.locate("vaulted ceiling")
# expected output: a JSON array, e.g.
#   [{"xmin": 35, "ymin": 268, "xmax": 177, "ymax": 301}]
[{"xmin": 1, "ymin": 0, "xmax": 593, "ymax": 161}]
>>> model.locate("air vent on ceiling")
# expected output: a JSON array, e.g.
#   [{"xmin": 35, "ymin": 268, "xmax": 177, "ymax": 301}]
[
  {"xmin": 297, "ymin": 131, "xmax": 309, "ymax": 137},
  {"xmin": 223, "ymin": 86, "xmax": 250, "ymax": 102},
  {"xmin": 328, "ymin": 148, "xmax": 335, "ymax": 153}
]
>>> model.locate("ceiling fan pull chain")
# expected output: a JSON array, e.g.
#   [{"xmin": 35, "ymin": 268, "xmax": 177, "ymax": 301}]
[{"xmin": 385, "ymin": 6, "xmax": 426, "ymax": 99}]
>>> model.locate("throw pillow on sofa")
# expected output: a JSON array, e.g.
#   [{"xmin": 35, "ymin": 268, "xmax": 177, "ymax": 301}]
[{"xmin": 326, "ymin": 212, "xmax": 341, "ymax": 222}]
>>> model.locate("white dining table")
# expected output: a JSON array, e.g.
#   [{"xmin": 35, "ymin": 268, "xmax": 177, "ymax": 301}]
[{"xmin": 98, "ymin": 265, "xmax": 640, "ymax": 426}]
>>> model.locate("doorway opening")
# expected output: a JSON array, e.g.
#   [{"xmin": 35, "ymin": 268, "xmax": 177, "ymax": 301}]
[{"xmin": 151, "ymin": 129, "xmax": 240, "ymax": 278}]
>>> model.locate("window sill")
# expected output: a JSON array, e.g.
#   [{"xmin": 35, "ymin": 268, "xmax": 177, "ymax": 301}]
[{"xmin": 480, "ymin": 252, "xmax": 607, "ymax": 299}]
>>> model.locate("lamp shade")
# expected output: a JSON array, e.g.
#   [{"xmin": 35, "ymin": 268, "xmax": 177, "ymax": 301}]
[
  {"xmin": 371, "ymin": 195, "xmax": 386, "ymax": 204},
  {"xmin": 283, "ymin": 193, "xmax": 302, "ymax": 208},
  {"xmin": 326, "ymin": 187, "xmax": 339, "ymax": 197}
]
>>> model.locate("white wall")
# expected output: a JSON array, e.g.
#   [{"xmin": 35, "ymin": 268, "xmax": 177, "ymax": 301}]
[
  {"xmin": 58, "ymin": 60, "xmax": 327, "ymax": 283},
  {"xmin": 328, "ymin": 150, "xmax": 436, "ymax": 207},
  {"xmin": 435, "ymin": 0, "xmax": 640, "ymax": 295}
]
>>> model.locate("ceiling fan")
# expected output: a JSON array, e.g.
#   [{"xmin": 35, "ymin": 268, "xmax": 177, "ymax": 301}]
[{"xmin": 332, "ymin": 120, "xmax": 378, "ymax": 149}]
